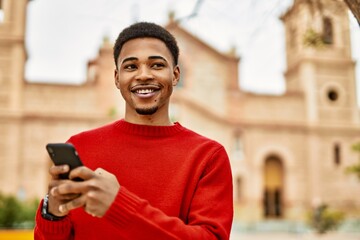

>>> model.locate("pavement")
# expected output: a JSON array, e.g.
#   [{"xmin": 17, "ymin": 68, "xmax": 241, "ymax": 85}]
[
  {"xmin": 230, "ymin": 232, "xmax": 360, "ymax": 240},
  {"xmin": 230, "ymin": 219, "xmax": 360, "ymax": 240}
]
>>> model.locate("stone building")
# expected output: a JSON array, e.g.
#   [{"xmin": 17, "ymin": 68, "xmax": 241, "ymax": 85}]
[{"xmin": 0, "ymin": 0, "xmax": 359, "ymax": 223}]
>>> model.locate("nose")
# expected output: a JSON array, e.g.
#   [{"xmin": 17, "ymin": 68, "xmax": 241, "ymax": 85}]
[{"xmin": 135, "ymin": 65, "xmax": 153, "ymax": 81}]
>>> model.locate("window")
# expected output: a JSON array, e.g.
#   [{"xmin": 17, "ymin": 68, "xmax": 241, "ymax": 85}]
[
  {"xmin": 327, "ymin": 89, "xmax": 338, "ymax": 102},
  {"xmin": 233, "ymin": 134, "xmax": 244, "ymax": 161},
  {"xmin": 334, "ymin": 143, "xmax": 341, "ymax": 166},
  {"xmin": 322, "ymin": 17, "xmax": 333, "ymax": 44},
  {"xmin": 321, "ymin": 84, "xmax": 345, "ymax": 107},
  {"xmin": 236, "ymin": 176, "xmax": 242, "ymax": 202}
]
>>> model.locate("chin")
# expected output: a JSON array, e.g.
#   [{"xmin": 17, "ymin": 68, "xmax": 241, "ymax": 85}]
[{"xmin": 135, "ymin": 106, "xmax": 158, "ymax": 115}]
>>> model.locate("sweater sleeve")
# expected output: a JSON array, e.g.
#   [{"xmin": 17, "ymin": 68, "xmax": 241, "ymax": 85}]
[
  {"xmin": 34, "ymin": 200, "xmax": 74, "ymax": 240},
  {"xmin": 103, "ymin": 146, "xmax": 234, "ymax": 240}
]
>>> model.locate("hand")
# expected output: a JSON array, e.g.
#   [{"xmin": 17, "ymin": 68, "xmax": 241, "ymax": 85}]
[
  {"xmin": 51, "ymin": 167, "xmax": 120, "ymax": 218},
  {"xmin": 47, "ymin": 165, "xmax": 80, "ymax": 217}
]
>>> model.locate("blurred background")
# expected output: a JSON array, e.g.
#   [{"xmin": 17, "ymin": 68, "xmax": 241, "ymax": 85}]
[
  {"xmin": 0, "ymin": 0, "xmax": 360, "ymax": 239},
  {"xmin": 24, "ymin": 0, "xmax": 360, "ymax": 98}
]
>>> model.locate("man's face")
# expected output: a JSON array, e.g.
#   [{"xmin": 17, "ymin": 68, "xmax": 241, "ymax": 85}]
[{"xmin": 115, "ymin": 38, "xmax": 180, "ymax": 119}]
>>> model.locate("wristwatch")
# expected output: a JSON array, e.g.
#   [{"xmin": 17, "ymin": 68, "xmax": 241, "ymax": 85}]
[{"xmin": 41, "ymin": 194, "xmax": 65, "ymax": 221}]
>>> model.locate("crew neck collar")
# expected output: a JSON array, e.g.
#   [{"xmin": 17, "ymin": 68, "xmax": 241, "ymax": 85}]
[{"xmin": 114, "ymin": 119, "xmax": 184, "ymax": 137}]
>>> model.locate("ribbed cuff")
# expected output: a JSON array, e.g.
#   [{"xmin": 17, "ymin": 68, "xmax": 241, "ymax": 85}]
[
  {"xmin": 35, "ymin": 199, "xmax": 72, "ymax": 235},
  {"xmin": 103, "ymin": 187, "xmax": 142, "ymax": 228}
]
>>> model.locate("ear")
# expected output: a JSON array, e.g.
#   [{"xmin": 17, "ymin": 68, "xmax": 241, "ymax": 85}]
[
  {"xmin": 114, "ymin": 69, "xmax": 120, "ymax": 89},
  {"xmin": 172, "ymin": 65, "xmax": 180, "ymax": 86}
]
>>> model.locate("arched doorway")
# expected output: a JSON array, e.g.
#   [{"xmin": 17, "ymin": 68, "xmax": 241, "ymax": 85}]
[{"xmin": 263, "ymin": 155, "xmax": 284, "ymax": 218}]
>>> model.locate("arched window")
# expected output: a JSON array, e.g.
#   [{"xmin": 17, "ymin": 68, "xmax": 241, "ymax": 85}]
[{"xmin": 322, "ymin": 17, "xmax": 333, "ymax": 44}]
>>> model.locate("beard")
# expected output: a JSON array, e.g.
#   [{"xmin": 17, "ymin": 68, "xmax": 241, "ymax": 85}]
[{"xmin": 135, "ymin": 106, "xmax": 158, "ymax": 115}]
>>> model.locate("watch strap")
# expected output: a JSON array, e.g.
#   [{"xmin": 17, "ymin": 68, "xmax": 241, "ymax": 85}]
[{"xmin": 41, "ymin": 194, "xmax": 66, "ymax": 221}]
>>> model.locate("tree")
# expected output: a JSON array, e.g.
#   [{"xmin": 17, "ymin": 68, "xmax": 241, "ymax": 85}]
[
  {"xmin": 0, "ymin": 193, "xmax": 39, "ymax": 229},
  {"xmin": 346, "ymin": 143, "xmax": 360, "ymax": 180},
  {"xmin": 309, "ymin": 204, "xmax": 345, "ymax": 234}
]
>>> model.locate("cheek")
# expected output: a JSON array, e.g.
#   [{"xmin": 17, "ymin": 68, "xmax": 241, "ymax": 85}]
[
  {"xmin": 117, "ymin": 73, "xmax": 131, "ymax": 88},
  {"xmin": 163, "ymin": 81, "xmax": 174, "ymax": 97},
  {"xmin": 116, "ymin": 79, "xmax": 129, "ymax": 97},
  {"xmin": 119, "ymin": 83, "xmax": 129, "ymax": 96}
]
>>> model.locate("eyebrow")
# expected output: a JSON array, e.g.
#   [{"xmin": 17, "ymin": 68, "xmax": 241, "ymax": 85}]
[
  {"xmin": 121, "ymin": 55, "xmax": 168, "ymax": 65},
  {"xmin": 148, "ymin": 56, "xmax": 167, "ymax": 62},
  {"xmin": 121, "ymin": 57, "xmax": 138, "ymax": 65}
]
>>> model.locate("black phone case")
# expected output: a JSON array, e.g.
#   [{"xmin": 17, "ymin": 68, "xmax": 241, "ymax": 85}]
[{"xmin": 46, "ymin": 143, "xmax": 83, "ymax": 180}]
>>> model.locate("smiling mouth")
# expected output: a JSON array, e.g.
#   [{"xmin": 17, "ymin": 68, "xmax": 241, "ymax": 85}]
[
  {"xmin": 131, "ymin": 85, "xmax": 160, "ymax": 97},
  {"xmin": 135, "ymin": 89, "xmax": 155, "ymax": 94}
]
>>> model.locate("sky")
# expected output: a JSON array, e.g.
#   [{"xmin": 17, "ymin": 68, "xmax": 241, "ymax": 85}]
[{"xmin": 24, "ymin": 0, "xmax": 360, "ymax": 102}]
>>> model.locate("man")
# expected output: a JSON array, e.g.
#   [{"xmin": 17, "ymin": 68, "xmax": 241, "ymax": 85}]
[{"xmin": 34, "ymin": 22, "xmax": 233, "ymax": 240}]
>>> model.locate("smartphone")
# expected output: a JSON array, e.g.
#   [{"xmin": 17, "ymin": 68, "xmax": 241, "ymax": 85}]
[{"xmin": 46, "ymin": 143, "xmax": 83, "ymax": 180}]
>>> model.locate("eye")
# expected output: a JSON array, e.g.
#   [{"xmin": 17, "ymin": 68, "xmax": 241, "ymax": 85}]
[
  {"xmin": 123, "ymin": 64, "xmax": 137, "ymax": 71},
  {"xmin": 152, "ymin": 62, "xmax": 165, "ymax": 69}
]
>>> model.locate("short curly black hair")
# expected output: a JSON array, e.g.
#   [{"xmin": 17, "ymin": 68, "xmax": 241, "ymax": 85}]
[{"xmin": 113, "ymin": 22, "xmax": 179, "ymax": 68}]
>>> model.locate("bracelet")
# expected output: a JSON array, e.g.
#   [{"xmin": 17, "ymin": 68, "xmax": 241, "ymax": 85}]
[{"xmin": 41, "ymin": 194, "xmax": 66, "ymax": 221}]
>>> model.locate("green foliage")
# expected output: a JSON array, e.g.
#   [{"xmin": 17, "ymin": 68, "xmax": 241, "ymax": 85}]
[
  {"xmin": 352, "ymin": 143, "xmax": 360, "ymax": 152},
  {"xmin": 303, "ymin": 28, "xmax": 325, "ymax": 48},
  {"xmin": 0, "ymin": 193, "xmax": 39, "ymax": 229},
  {"xmin": 346, "ymin": 143, "xmax": 360, "ymax": 180},
  {"xmin": 346, "ymin": 165, "xmax": 360, "ymax": 180},
  {"xmin": 107, "ymin": 106, "xmax": 117, "ymax": 118},
  {"xmin": 309, "ymin": 204, "xmax": 345, "ymax": 234}
]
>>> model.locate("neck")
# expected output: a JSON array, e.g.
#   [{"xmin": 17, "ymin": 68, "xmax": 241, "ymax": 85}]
[{"xmin": 125, "ymin": 111, "xmax": 173, "ymax": 126}]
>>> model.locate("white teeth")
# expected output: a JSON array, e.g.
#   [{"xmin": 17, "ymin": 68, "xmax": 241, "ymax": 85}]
[{"xmin": 136, "ymin": 89, "xmax": 154, "ymax": 94}]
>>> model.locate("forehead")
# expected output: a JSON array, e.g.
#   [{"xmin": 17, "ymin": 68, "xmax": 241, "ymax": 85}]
[{"xmin": 118, "ymin": 38, "xmax": 172, "ymax": 62}]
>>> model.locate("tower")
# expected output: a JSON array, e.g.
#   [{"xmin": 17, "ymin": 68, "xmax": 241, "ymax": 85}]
[
  {"xmin": 281, "ymin": 0, "xmax": 360, "ymax": 213},
  {"xmin": 282, "ymin": 0, "xmax": 358, "ymax": 125},
  {"xmin": 0, "ymin": 0, "xmax": 28, "ymax": 111},
  {"xmin": 0, "ymin": 0, "xmax": 29, "ymax": 197}
]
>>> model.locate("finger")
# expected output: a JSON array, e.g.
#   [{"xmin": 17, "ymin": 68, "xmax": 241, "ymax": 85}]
[
  {"xmin": 49, "ymin": 189, "xmax": 81, "ymax": 201},
  {"xmin": 48, "ymin": 178, "xmax": 72, "ymax": 189},
  {"xmin": 49, "ymin": 165, "xmax": 70, "ymax": 179},
  {"xmin": 48, "ymin": 179, "xmax": 81, "ymax": 198},
  {"xmin": 69, "ymin": 166, "xmax": 96, "ymax": 181},
  {"xmin": 58, "ymin": 193, "xmax": 81, "ymax": 201},
  {"xmin": 51, "ymin": 181, "xmax": 87, "ymax": 196},
  {"xmin": 59, "ymin": 194, "xmax": 87, "ymax": 214}
]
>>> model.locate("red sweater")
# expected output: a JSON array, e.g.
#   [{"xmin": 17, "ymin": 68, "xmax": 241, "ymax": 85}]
[{"xmin": 34, "ymin": 120, "xmax": 233, "ymax": 239}]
